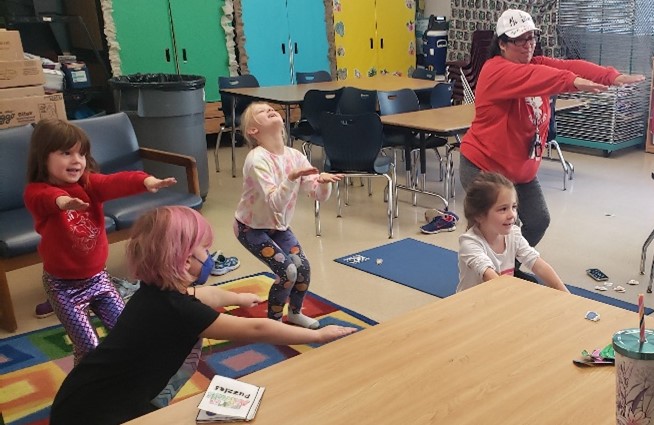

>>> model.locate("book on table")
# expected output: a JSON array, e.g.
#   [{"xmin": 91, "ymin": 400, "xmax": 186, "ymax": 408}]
[{"xmin": 196, "ymin": 375, "xmax": 265, "ymax": 423}]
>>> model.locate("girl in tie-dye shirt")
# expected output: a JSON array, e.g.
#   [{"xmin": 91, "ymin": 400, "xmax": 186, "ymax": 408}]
[{"xmin": 234, "ymin": 102, "xmax": 342, "ymax": 329}]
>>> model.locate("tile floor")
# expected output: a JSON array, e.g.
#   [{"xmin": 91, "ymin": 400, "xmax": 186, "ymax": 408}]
[{"xmin": 4, "ymin": 140, "xmax": 654, "ymax": 338}]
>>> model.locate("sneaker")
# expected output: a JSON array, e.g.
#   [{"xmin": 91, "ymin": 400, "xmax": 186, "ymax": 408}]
[
  {"xmin": 35, "ymin": 300, "xmax": 55, "ymax": 319},
  {"xmin": 111, "ymin": 277, "xmax": 140, "ymax": 302},
  {"xmin": 211, "ymin": 253, "xmax": 240, "ymax": 276},
  {"xmin": 425, "ymin": 208, "xmax": 459, "ymax": 223},
  {"xmin": 420, "ymin": 213, "xmax": 457, "ymax": 234}
]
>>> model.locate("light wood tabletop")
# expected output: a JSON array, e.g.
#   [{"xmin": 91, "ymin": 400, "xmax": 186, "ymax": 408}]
[
  {"xmin": 127, "ymin": 276, "xmax": 630, "ymax": 425},
  {"xmin": 219, "ymin": 75, "xmax": 439, "ymax": 104}
]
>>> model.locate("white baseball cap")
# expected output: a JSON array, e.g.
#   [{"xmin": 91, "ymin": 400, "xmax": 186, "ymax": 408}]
[{"xmin": 496, "ymin": 9, "xmax": 540, "ymax": 38}]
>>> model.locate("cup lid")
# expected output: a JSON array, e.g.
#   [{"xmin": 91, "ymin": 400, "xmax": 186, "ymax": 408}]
[{"xmin": 613, "ymin": 329, "xmax": 654, "ymax": 360}]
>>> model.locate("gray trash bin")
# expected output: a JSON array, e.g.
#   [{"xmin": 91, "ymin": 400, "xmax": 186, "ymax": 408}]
[{"xmin": 108, "ymin": 74, "xmax": 209, "ymax": 199}]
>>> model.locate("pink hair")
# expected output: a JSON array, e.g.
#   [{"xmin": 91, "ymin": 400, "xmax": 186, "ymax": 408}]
[{"xmin": 126, "ymin": 206, "xmax": 214, "ymax": 291}]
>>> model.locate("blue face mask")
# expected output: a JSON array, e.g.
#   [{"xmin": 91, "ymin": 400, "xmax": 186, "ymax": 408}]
[{"xmin": 192, "ymin": 250, "xmax": 214, "ymax": 286}]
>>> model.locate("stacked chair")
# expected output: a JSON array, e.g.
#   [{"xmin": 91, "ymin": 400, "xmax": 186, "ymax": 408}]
[{"xmin": 445, "ymin": 30, "xmax": 493, "ymax": 103}]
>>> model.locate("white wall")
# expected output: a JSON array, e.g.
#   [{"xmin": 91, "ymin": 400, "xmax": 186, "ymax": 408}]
[{"xmin": 424, "ymin": 0, "xmax": 451, "ymax": 20}]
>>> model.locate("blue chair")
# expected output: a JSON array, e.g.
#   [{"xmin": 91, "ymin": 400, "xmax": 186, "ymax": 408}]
[
  {"xmin": 296, "ymin": 71, "xmax": 332, "ymax": 84},
  {"xmin": 217, "ymin": 75, "xmax": 260, "ymax": 177},
  {"xmin": 337, "ymin": 87, "xmax": 378, "ymax": 115},
  {"xmin": 412, "ymin": 68, "xmax": 438, "ymax": 109},
  {"xmin": 290, "ymin": 88, "xmax": 343, "ymax": 162},
  {"xmin": 378, "ymin": 89, "xmax": 449, "ymax": 205},
  {"xmin": 318, "ymin": 112, "xmax": 396, "ymax": 238}
]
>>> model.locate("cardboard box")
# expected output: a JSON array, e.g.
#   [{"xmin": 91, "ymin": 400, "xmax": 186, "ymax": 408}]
[
  {"xmin": 0, "ymin": 30, "xmax": 24, "ymax": 61},
  {"xmin": 0, "ymin": 59, "xmax": 45, "ymax": 89},
  {"xmin": 0, "ymin": 85, "xmax": 45, "ymax": 100},
  {"xmin": 0, "ymin": 93, "xmax": 67, "ymax": 129}
]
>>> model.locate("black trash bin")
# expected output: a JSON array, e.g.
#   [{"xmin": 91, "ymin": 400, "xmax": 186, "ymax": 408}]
[{"xmin": 108, "ymin": 74, "xmax": 209, "ymax": 199}]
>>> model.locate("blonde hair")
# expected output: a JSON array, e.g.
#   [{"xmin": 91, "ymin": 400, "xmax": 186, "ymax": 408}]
[
  {"xmin": 463, "ymin": 172, "xmax": 516, "ymax": 229},
  {"xmin": 126, "ymin": 206, "xmax": 214, "ymax": 292},
  {"xmin": 240, "ymin": 102, "xmax": 287, "ymax": 148}
]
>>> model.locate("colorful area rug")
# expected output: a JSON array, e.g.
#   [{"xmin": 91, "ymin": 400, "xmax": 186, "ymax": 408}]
[
  {"xmin": 0, "ymin": 272, "xmax": 376, "ymax": 425},
  {"xmin": 335, "ymin": 238, "xmax": 654, "ymax": 314}
]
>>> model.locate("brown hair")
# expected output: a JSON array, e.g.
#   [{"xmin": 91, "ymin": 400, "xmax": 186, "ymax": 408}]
[
  {"xmin": 464, "ymin": 172, "xmax": 516, "ymax": 229},
  {"xmin": 239, "ymin": 102, "xmax": 287, "ymax": 148},
  {"xmin": 27, "ymin": 119, "xmax": 98, "ymax": 183}
]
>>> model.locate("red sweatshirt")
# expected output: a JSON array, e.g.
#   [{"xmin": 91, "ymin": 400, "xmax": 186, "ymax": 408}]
[
  {"xmin": 24, "ymin": 171, "xmax": 150, "ymax": 279},
  {"xmin": 461, "ymin": 56, "xmax": 620, "ymax": 183}
]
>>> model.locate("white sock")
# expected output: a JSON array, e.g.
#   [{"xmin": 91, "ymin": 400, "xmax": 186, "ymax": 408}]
[{"xmin": 287, "ymin": 311, "xmax": 319, "ymax": 329}]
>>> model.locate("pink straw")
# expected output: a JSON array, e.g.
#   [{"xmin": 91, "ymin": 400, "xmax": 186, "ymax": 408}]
[{"xmin": 639, "ymin": 293, "xmax": 646, "ymax": 343}]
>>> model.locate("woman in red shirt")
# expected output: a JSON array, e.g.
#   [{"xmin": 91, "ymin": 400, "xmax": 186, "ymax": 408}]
[{"xmin": 459, "ymin": 9, "xmax": 644, "ymax": 258}]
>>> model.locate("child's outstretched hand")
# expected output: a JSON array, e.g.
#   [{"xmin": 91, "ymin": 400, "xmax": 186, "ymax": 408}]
[
  {"xmin": 317, "ymin": 172, "xmax": 344, "ymax": 184},
  {"xmin": 316, "ymin": 325, "xmax": 358, "ymax": 343},
  {"xmin": 289, "ymin": 167, "xmax": 319, "ymax": 181},
  {"xmin": 56, "ymin": 195, "xmax": 89, "ymax": 211},
  {"xmin": 144, "ymin": 176, "xmax": 177, "ymax": 193},
  {"xmin": 237, "ymin": 293, "xmax": 263, "ymax": 308}
]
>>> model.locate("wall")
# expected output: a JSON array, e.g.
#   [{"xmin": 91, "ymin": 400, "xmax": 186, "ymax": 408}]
[{"xmin": 424, "ymin": 0, "xmax": 450, "ymax": 19}]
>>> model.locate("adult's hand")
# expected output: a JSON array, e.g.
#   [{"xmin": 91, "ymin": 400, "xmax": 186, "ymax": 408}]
[
  {"xmin": 613, "ymin": 74, "xmax": 646, "ymax": 86},
  {"xmin": 574, "ymin": 77, "xmax": 609, "ymax": 93}
]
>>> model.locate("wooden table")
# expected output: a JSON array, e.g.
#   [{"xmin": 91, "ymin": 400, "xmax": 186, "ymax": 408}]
[
  {"xmin": 379, "ymin": 98, "xmax": 585, "ymax": 205},
  {"xmin": 380, "ymin": 103, "xmax": 475, "ymax": 205},
  {"xmin": 219, "ymin": 76, "xmax": 438, "ymax": 176},
  {"xmin": 127, "ymin": 275, "xmax": 628, "ymax": 425}
]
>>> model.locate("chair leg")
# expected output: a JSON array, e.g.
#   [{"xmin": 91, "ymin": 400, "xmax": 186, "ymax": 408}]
[
  {"xmin": 640, "ymin": 228, "xmax": 654, "ymax": 274},
  {"xmin": 385, "ymin": 170, "xmax": 395, "ymax": 238},
  {"xmin": 649, "ymin": 255, "xmax": 654, "ymax": 294},
  {"xmin": 336, "ymin": 181, "xmax": 343, "ymax": 217},
  {"xmin": 214, "ymin": 128, "xmax": 225, "ymax": 172},
  {"xmin": 550, "ymin": 140, "xmax": 573, "ymax": 191},
  {"xmin": 315, "ymin": 199, "xmax": 321, "ymax": 236}
]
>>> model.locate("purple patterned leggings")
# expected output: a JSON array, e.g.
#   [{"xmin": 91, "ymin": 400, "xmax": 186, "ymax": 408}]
[
  {"xmin": 234, "ymin": 220, "xmax": 311, "ymax": 321},
  {"xmin": 43, "ymin": 270, "xmax": 124, "ymax": 364}
]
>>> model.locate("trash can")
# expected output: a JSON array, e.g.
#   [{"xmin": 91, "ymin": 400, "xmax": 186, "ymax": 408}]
[
  {"xmin": 108, "ymin": 74, "xmax": 209, "ymax": 199},
  {"xmin": 424, "ymin": 30, "xmax": 448, "ymax": 75}
]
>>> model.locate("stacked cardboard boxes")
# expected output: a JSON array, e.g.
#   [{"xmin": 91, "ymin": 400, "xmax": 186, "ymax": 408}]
[{"xmin": 0, "ymin": 29, "xmax": 67, "ymax": 129}]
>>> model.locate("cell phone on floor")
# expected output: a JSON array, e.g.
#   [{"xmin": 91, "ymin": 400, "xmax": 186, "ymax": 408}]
[{"xmin": 586, "ymin": 268, "xmax": 609, "ymax": 282}]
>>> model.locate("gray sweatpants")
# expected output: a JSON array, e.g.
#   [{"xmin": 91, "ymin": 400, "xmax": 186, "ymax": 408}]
[{"xmin": 459, "ymin": 154, "xmax": 550, "ymax": 247}]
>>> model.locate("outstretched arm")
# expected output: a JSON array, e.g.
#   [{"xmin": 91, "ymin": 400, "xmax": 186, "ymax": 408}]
[
  {"xmin": 144, "ymin": 176, "xmax": 177, "ymax": 192},
  {"xmin": 200, "ymin": 313, "xmax": 358, "ymax": 345},
  {"xmin": 191, "ymin": 286, "xmax": 262, "ymax": 310},
  {"xmin": 531, "ymin": 258, "xmax": 570, "ymax": 293}
]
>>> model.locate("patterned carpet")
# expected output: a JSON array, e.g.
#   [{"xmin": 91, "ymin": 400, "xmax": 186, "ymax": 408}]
[{"xmin": 0, "ymin": 272, "xmax": 376, "ymax": 425}]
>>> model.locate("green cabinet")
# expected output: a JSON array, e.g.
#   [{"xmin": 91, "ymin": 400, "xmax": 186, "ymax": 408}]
[
  {"xmin": 112, "ymin": 0, "xmax": 230, "ymax": 101},
  {"xmin": 240, "ymin": 0, "xmax": 330, "ymax": 86}
]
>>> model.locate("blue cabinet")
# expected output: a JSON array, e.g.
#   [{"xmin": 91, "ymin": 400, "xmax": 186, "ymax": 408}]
[{"xmin": 241, "ymin": 0, "xmax": 330, "ymax": 86}]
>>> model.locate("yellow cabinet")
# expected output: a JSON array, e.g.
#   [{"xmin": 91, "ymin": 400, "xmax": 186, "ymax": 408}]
[{"xmin": 333, "ymin": 0, "xmax": 416, "ymax": 80}]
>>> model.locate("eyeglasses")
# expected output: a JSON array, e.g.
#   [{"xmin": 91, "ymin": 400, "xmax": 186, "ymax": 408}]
[{"xmin": 507, "ymin": 34, "xmax": 540, "ymax": 48}]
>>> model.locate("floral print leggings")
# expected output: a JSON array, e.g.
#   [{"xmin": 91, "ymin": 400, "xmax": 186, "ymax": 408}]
[{"xmin": 234, "ymin": 219, "xmax": 310, "ymax": 320}]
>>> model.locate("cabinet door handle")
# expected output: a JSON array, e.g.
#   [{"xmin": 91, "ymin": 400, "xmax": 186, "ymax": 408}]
[
  {"xmin": 281, "ymin": 43, "xmax": 286, "ymax": 54},
  {"xmin": 182, "ymin": 48, "xmax": 187, "ymax": 62},
  {"xmin": 380, "ymin": 38, "xmax": 384, "ymax": 49},
  {"xmin": 294, "ymin": 42, "xmax": 298, "ymax": 54},
  {"xmin": 165, "ymin": 48, "xmax": 171, "ymax": 62},
  {"xmin": 370, "ymin": 38, "xmax": 373, "ymax": 49}
]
